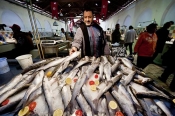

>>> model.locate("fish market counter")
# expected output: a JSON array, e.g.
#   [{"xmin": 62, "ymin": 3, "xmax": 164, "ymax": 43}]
[{"xmin": 0, "ymin": 52, "xmax": 175, "ymax": 115}]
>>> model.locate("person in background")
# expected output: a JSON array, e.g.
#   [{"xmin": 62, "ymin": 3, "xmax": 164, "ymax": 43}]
[
  {"xmin": 0, "ymin": 24, "xmax": 6, "ymax": 30},
  {"xmin": 152, "ymin": 22, "xmax": 173, "ymax": 60},
  {"xmin": 158, "ymin": 41, "xmax": 175, "ymax": 92},
  {"xmin": 124, "ymin": 25, "xmax": 137, "ymax": 55},
  {"xmin": 70, "ymin": 31, "xmax": 74, "ymax": 38},
  {"xmin": 134, "ymin": 23, "xmax": 158, "ymax": 69},
  {"xmin": 112, "ymin": 24, "xmax": 121, "ymax": 44},
  {"xmin": 69, "ymin": 7, "xmax": 110, "ymax": 57},
  {"xmin": 60, "ymin": 28, "xmax": 66, "ymax": 38},
  {"xmin": 0, "ymin": 24, "xmax": 34, "ymax": 59}
]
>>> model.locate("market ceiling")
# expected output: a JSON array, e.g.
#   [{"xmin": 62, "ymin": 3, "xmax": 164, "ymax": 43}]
[{"xmin": 5, "ymin": 0, "xmax": 136, "ymax": 21}]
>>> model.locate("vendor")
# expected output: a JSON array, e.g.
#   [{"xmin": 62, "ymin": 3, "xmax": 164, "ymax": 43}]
[
  {"xmin": 69, "ymin": 7, "xmax": 110, "ymax": 57},
  {"xmin": 0, "ymin": 24, "xmax": 34, "ymax": 59}
]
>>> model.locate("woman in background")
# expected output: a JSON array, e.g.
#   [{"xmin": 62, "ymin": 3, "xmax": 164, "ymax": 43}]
[{"xmin": 134, "ymin": 23, "xmax": 157, "ymax": 69}]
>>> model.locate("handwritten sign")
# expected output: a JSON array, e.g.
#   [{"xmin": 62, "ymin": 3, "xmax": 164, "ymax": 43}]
[{"xmin": 112, "ymin": 46, "xmax": 126, "ymax": 57}]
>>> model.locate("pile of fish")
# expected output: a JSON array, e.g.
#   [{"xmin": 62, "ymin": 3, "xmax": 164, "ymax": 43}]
[{"xmin": 0, "ymin": 51, "xmax": 175, "ymax": 116}]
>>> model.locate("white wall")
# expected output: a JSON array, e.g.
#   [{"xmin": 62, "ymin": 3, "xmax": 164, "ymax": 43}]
[
  {"xmin": 101, "ymin": 0, "xmax": 175, "ymax": 30},
  {"xmin": 0, "ymin": 0, "xmax": 65, "ymax": 32}
]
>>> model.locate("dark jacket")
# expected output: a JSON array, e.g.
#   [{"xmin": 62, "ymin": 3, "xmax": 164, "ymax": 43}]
[
  {"xmin": 155, "ymin": 27, "xmax": 171, "ymax": 53},
  {"xmin": 112, "ymin": 29, "xmax": 121, "ymax": 43}
]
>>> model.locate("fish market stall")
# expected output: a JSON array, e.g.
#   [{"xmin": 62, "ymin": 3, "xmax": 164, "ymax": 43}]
[{"xmin": 0, "ymin": 51, "xmax": 175, "ymax": 116}]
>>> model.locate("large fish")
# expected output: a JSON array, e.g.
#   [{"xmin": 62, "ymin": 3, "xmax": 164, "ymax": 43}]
[
  {"xmin": 118, "ymin": 57, "xmax": 135, "ymax": 70},
  {"xmin": 43, "ymin": 77, "xmax": 64, "ymax": 115},
  {"xmin": 76, "ymin": 93, "xmax": 93, "ymax": 116}
]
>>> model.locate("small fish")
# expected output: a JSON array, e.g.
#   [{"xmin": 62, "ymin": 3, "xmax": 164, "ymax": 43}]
[{"xmin": 104, "ymin": 62, "xmax": 112, "ymax": 81}]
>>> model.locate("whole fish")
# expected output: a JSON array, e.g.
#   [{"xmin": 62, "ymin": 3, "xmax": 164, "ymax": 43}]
[
  {"xmin": 76, "ymin": 93, "xmax": 93, "ymax": 116},
  {"xmin": 0, "ymin": 74, "xmax": 23, "ymax": 95},
  {"xmin": 99, "ymin": 63, "xmax": 104, "ymax": 82},
  {"xmin": 154, "ymin": 99, "xmax": 173, "ymax": 116},
  {"xmin": 134, "ymin": 74, "xmax": 152, "ymax": 84},
  {"xmin": 104, "ymin": 62, "xmax": 112, "ymax": 81},
  {"xmin": 0, "ymin": 89, "xmax": 27, "ymax": 113},
  {"xmin": 43, "ymin": 77, "xmax": 64, "ymax": 114},
  {"xmin": 61, "ymin": 85, "xmax": 72, "ymax": 108},
  {"xmin": 118, "ymin": 57, "xmax": 135, "ymax": 70},
  {"xmin": 104, "ymin": 92, "xmax": 121, "ymax": 116},
  {"xmin": 98, "ymin": 97, "xmax": 110, "ymax": 116},
  {"xmin": 119, "ymin": 64, "xmax": 133, "ymax": 74},
  {"xmin": 63, "ymin": 61, "xmax": 77, "ymax": 74},
  {"xmin": 100, "ymin": 56, "xmax": 108, "ymax": 65}
]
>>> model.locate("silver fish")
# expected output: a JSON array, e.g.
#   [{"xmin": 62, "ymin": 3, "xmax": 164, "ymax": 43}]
[
  {"xmin": 107, "ymin": 55, "xmax": 115, "ymax": 65},
  {"xmin": 97, "ymin": 98, "xmax": 109, "ymax": 116},
  {"xmin": 101, "ymin": 56, "xmax": 108, "ymax": 65},
  {"xmin": 76, "ymin": 93, "xmax": 93, "ymax": 116},
  {"xmin": 104, "ymin": 62, "xmax": 112, "ymax": 81},
  {"xmin": 119, "ymin": 57, "xmax": 135, "ymax": 70},
  {"xmin": 134, "ymin": 74, "xmax": 152, "ymax": 84},
  {"xmin": 101, "ymin": 98, "xmax": 110, "ymax": 116},
  {"xmin": 111, "ymin": 60, "xmax": 120, "ymax": 74},
  {"xmin": 61, "ymin": 85, "xmax": 72, "ymax": 108},
  {"xmin": 99, "ymin": 63, "xmax": 104, "ymax": 82},
  {"xmin": 43, "ymin": 77, "xmax": 64, "ymax": 114},
  {"xmin": 121, "ymin": 70, "xmax": 136, "ymax": 86}
]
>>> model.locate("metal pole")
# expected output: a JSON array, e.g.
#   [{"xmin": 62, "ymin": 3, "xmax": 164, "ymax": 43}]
[
  {"xmin": 26, "ymin": 1, "xmax": 42, "ymax": 59},
  {"xmin": 29, "ymin": 0, "xmax": 44, "ymax": 59}
]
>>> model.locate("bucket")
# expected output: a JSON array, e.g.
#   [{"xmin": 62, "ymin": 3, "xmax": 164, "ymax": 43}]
[
  {"xmin": 15, "ymin": 54, "xmax": 33, "ymax": 69},
  {"xmin": 0, "ymin": 57, "xmax": 10, "ymax": 74}
]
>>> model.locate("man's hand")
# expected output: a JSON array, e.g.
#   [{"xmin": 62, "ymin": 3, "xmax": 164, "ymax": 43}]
[{"xmin": 69, "ymin": 47, "xmax": 78, "ymax": 55}]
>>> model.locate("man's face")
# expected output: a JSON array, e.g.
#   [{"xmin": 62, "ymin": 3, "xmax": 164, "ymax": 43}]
[{"xmin": 83, "ymin": 11, "xmax": 93, "ymax": 26}]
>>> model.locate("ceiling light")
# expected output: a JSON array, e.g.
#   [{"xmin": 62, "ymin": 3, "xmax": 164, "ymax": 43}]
[
  {"xmin": 68, "ymin": 3, "xmax": 71, "ymax": 7},
  {"xmin": 108, "ymin": 1, "xmax": 110, "ymax": 3},
  {"xmin": 96, "ymin": 3, "xmax": 98, "ymax": 6},
  {"xmin": 36, "ymin": 0, "xmax": 39, "ymax": 1}
]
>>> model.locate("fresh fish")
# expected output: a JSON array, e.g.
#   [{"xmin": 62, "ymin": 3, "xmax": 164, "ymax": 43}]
[
  {"xmin": 104, "ymin": 92, "xmax": 121, "ymax": 116},
  {"xmin": 112, "ymin": 86, "xmax": 136, "ymax": 116},
  {"xmin": 154, "ymin": 99, "xmax": 173, "ymax": 116},
  {"xmin": 81, "ymin": 85, "xmax": 96, "ymax": 113},
  {"xmin": 119, "ymin": 64, "xmax": 133, "ymax": 74},
  {"xmin": 118, "ymin": 57, "xmax": 135, "ymax": 70},
  {"xmin": 61, "ymin": 85, "xmax": 72, "ymax": 108},
  {"xmin": 111, "ymin": 60, "xmax": 120, "ymax": 75},
  {"xmin": 43, "ymin": 77, "xmax": 64, "ymax": 114},
  {"xmin": 16, "ymin": 70, "xmax": 44, "ymax": 109},
  {"xmin": 69, "ymin": 99, "xmax": 80, "ymax": 115},
  {"xmin": 104, "ymin": 62, "xmax": 112, "ymax": 81},
  {"xmin": 0, "ymin": 89, "xmax": 27, "ymax": 113},
  {"xmin": 134, "ymin": 74, "xmax": 152, "ymax": 84},
  {"xmin": 63, "ymin": 51, "xmax": 81, "ymax": 62},
  {"xmin": 63, "ymin": 61, "xmax": 77, "ymax": 74},
  {"xmin": 73, "ymin": 56, "xmax": 90, "ymax": 69},
  {"xmin": 107, "ymin": 55, "xmax": 115, "ymax": 65},
  {"xmin": 76, "ymin": 93, "xmax": 93, "ymax": 116},
  {"xmin": 121, "ymin": 70, "xmax": 136, "ymax": 86},
  {"xmin": 93, "ymin": 74, "xmax": 122, "ymax": 105},
  {"xmin": 0, "ymin": 74, "xmax": 23, "ymax": 95},
  {"xmin": 86, "ymin": 61, "xmax": 100, "ymax": 79}
]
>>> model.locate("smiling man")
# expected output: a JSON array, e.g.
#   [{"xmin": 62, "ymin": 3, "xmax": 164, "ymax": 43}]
[{"xmin": 69, "ymin": 7, "xmax": 110, "ymax": 57}]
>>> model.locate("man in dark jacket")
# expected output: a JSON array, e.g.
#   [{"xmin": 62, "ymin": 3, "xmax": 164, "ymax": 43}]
[
  {"xmin": 159, "ymin": 41, "xmax": 175, "ymax": 92},
  {"xmin": 69, "ymin": 8, "xmax": 110, "ymax": 57},
  {"xmin": 112, "ymin": 24, "xmax": 121, "ymax": 44},
  {"xmin": 0, "ymin": 24, "xmax": 34, "ymax": 59},
  {"xmin": 152, "ymin": 22, "xmax": 173, "ymax": 60}
]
